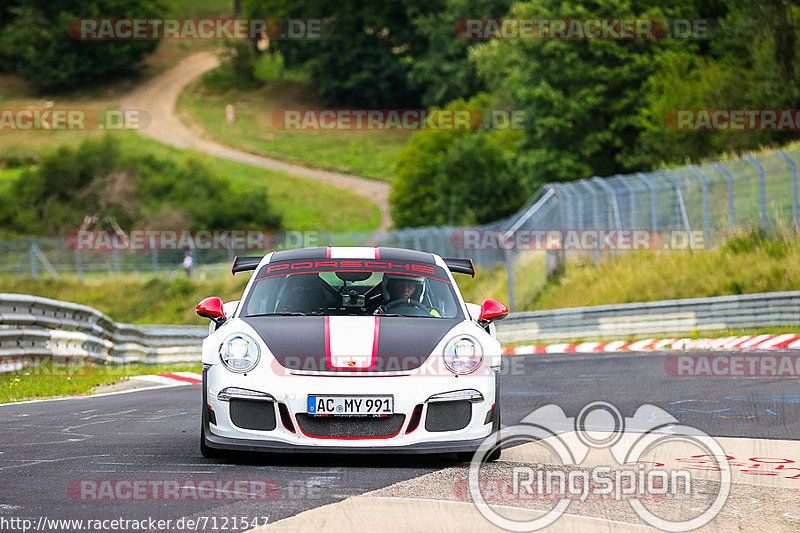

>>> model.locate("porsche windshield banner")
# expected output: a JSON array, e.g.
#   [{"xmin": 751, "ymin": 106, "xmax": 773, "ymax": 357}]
[{"xmin": 256, "ymin": 260, "xmax": 448, "ymax": 282}]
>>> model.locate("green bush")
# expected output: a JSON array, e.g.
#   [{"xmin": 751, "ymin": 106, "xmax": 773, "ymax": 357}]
[
  {"xmin": 391, "ymin": 97, "xmax": 526, "ymax": 228},
  {"xmin": 201, "ymin": 41, "xmax": 261, "ymax": 93},
  {"xmin": 0, "ymin": 136, "xmax": 282, "ymax": 235},
  {"xmin": 0, "ymin": 0, "xmax": 162, "ymax": 91}
]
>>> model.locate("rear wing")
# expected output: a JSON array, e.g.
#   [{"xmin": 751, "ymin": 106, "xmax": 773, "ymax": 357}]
[
  {"xmin": 232, "ymin": 255, "xmax": 475, "ymax": 277},
  {"xmin": 443, "ymin": 258, "xmax": 475, "ymax": 277},
  {"xmin": 231, "ymin": 256, "xmax": 262, "ymax": 275}
]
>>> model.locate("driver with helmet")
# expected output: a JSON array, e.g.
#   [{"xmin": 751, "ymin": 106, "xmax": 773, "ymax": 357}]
[{"xmin": 374, "ymin": 274, "xmax": 441, "ymax": 317}]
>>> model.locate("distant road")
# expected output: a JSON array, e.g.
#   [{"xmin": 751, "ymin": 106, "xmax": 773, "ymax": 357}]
[{"xmin": 122, "ymin": 52, "xmax": 391, "ymax": 230}]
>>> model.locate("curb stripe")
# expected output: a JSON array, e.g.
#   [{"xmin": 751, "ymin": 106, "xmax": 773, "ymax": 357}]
[
  {"xmin": 157, "ymin": 372, "xmax": 202, "ymax": 384},
  {"xmin": 504, "ymin": 334, "xmax": 800, "ymax": 355}
]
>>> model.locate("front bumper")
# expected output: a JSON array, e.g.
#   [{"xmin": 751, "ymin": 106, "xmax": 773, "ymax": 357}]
[
  {"xmin": 203, "ymin": 426, "xmax": 492, "ymax": 455},
  {"xmin": 202, "ymin": 366, "xmax": 499, "ymax": 454}
]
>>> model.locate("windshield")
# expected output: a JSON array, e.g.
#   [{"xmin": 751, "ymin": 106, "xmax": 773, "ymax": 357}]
[{"xmin": 241, "ymin": 259, "xmax": 463, "ymax": 319}]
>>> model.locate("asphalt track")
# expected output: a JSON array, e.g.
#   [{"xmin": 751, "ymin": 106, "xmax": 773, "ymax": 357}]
[{"xmin": 1, "ymin": 350, "xmax": 798, "ymax": 532}]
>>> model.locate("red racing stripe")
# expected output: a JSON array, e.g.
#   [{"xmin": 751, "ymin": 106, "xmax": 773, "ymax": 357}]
[{"xmin": 157, "ymin": 373, "xmax": 201, "ymax": 384}]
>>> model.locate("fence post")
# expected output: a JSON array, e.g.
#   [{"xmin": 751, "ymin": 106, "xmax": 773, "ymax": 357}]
[
  {"xmin": 563, "ymin": 182, "xmax": 584, "ymax": 229},
  {"xmin": 412, "ymin": 231, "xmax": 422, "ymax": 251},
  {"xmin": 500, "ymin": 187, "xmax": 557, "ymax": 305},
  {"xmin": 663, "ymin": 170, "xmax": 695, "ymax": 250},
  {"xmin": 591, "ymin": 176, "xmax": 623, "ymax": 231},
  {"xmin": 577, "ymin": 180, "xmax": 601, "ymax": 263},
  {"xmin": 75, "ymin": 248, "xmax": 83, "ymax": 281},
  {"xmin": 112, "ymin": 248, "xmax": 120, "ymax": 275},
  {"xmin": 150, "ymin": 235, "xmax": 159, "ymax": 276},
  {"xmin": 713, "ymin": 162, "xmax": 736, "ymax": 233},
  {"xmin": 504, "ymin": 248, "xmax": 515, "ymax": 313},
  {"xmin": 614, "ymin": 175, "xmax": 637, "ymax": 229},
  {"xmin": 777, "ymin": 151, "xmax": 798, "ymax": 230},
  {"xmin": 545, "ymin": 185, "xmax": 567, "ymax": 278},
  {"xmin": 743, "ymin": 155, "xmax": 768, "ymax": 232},
  {"xmin": 688, "ymin": 165, "xmax": 711, "ymax": 246},
  {"xmin": 29, "ymin": 239, "xmax": 38, "ymax": 279},
  {"xmin": 636, "ymin": 173, "xmax": 659, "ymax": 231},
  {"xmin": 557, "ymin": 183, "xmax": 575, "ymax": 229}
]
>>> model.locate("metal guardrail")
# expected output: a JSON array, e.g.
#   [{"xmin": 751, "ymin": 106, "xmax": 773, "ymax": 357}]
[
  {"xmin": 0, "ymin": 293, "xmax": 206, "ymax": 372},
  {"xmin": 496, "ymin": 291, "xmax": 800, "ymax": 344},
  {"xmin": 2, "ymin": 290, "xmax": 798, "ymax": 373}
]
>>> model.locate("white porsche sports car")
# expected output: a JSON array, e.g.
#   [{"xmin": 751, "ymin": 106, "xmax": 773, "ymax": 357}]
[{"xmin": 196, "ymin": 246, "xmax": 508, "ymax": 459}]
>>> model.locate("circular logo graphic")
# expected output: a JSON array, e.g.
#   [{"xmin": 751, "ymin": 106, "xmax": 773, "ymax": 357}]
[{"xmin": 467, "ymin": 402, "xmax": 731, "ymax": 532}]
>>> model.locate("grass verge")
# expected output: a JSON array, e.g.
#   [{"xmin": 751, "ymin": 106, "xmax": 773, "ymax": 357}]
[
  {"xmin": 0, "ymin": 362, "xmax": 201, "ymax": 404},
  {"xmin": 0, "ymin": 130, "xmax": 380, "ymax": 232},
  {"xmin": 177, "ymin": 60, "xmax": 411, "ymax": 181},
  {"xmin": 532, "ymin": 229, "xmax": 800, "ymax": 310},
  {"xmin": 0, "ymin": 275, "xmax": 249, "ymax": 325}
]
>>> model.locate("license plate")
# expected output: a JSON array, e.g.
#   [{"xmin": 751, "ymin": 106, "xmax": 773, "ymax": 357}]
[{"xmin": 307, "ymin": 395, "xmax": 394, "ymax": 416}]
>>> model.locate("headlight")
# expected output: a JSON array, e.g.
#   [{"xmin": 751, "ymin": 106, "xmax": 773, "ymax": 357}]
[
  {"xmin": 443, "ymin": 335, "xmax": 483, "ymax": 375},
  {"xmin": 219, "ymin": 333, "xmax": 260, "ymax": 373}
]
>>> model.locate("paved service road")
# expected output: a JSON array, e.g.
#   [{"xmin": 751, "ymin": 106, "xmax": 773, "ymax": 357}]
[
  {"xmin": 121, "ymin": 52, "xmax": 391, "ymax": 229},
  {"xmin": 1, "ymin": 351, "xmax": 798, "ymax": 532}
]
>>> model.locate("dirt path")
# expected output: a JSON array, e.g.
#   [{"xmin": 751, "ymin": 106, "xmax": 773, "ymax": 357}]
[{"xmin": 122, "ymin": 52, "xmax": 391, "ymax": 229}]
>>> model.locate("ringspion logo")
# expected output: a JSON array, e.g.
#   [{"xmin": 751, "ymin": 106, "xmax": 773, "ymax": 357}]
[{"xmin": 469, "ymin": 402, "xmax": 730, "ymax": 531}]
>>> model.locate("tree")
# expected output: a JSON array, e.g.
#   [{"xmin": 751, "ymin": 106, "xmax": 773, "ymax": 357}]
[
  {"xmin": 470, "ymin": 0, "xmax": 698, "ymax": 187},
  {"xmin": 247, "ymin": 0, "xmax": 431, "ymax": 107},
  {"xmin": 391, "ymin": 97, "xmax": 525, "ymax": 228},
  {"xmin": 623, "ymin": 0, "xmax": 800, "ymax": 169},
  {"xmin": 0, "ymin": 136, "xmax": 282, "ymax": 236},
  {"xmin": 407, "ymin": 0, "xmax": 514, "ymax": 108},
  {"xmin": 0, "ymin": 0, "xmax": 162, "ymax": 91}
]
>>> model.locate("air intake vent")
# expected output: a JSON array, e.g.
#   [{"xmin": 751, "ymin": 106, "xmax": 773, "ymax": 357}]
[
  {"xmin": 278, "ymin": 403, "xmax": 296, "ymax": 433},
  {"xmin": 406, "ymin": 404, "xmax": 423, "ymax": 433},
  {"xmin": 230, "ymin": 399, "xmax": 276, "ymax": 431},
  {"xmin": 425, "ymin": 400, "xmax": 471, "ymax": 432},
  {"xmin": 296, "ymin": 414, "xmax": 405, "ymax": 438}
]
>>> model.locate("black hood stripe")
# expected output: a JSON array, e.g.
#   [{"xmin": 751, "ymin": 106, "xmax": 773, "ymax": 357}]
[{"xmin": 242, "ymin": 316, "xmax": 459, "ymax": 372}]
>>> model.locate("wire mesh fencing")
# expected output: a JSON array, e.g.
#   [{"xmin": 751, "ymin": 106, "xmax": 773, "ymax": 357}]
[{"xmin": 2, "ymin": 149, "xmax": 798, "ymax": 311}]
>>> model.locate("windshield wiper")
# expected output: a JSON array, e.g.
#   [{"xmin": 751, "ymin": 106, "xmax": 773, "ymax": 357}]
[{"xmin": 245, "ymin": 312, "xmax": 307, "ymax": 317}]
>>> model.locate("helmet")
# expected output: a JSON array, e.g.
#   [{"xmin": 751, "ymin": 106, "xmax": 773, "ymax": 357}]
[{"xmin": 382, "ymin": 274, "xmax": 425, "ymax": 301}]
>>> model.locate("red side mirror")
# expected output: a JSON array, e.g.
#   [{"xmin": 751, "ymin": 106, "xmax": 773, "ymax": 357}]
[
  {"xmin": 197, "ymin": 297, "xmax": 226, "ymax": 324},
  {"xmin": 478, "ymin": 299, "xmax": 508, "ymax": 326}
]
